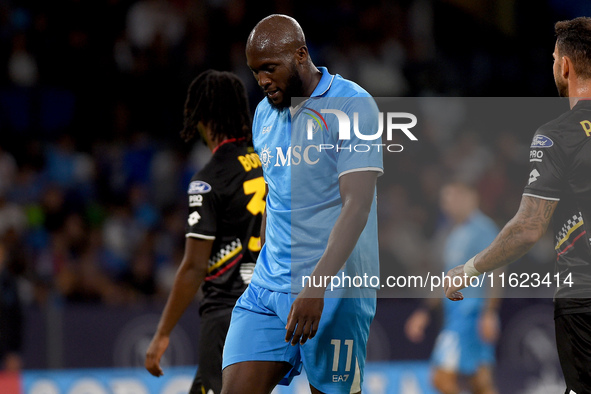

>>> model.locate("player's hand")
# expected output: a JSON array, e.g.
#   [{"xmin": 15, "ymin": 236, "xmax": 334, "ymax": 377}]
[
  {"xmin": 145, "ymin": 334, "xmax": 169, "ymax": 377},
  {"xmin": 479, "ymin": 309, "xmax": 500, "ymax": 343},
  {"xmin": 444, "ymin": 265, "xmax": 468, "ymax": 301},
  {"xmin": 404, "ymin": 309, "xmax": 430, "ymax": 343},
  {"xmin": 285, "ymin": 287, "xmax": 324, "ymax": 346}
]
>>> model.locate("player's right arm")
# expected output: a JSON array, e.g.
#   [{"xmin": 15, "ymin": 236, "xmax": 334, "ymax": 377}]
[
  {"xmin": 445, "ymin": 195, "xmax": 557, "ymax": 299},
  {"xmin": 145, "ymin": 237, "xmax": 213, "ymax": 377},
  {"xmin": 447, "ymin": 127, "xmax": 565, "ymax": 300}
]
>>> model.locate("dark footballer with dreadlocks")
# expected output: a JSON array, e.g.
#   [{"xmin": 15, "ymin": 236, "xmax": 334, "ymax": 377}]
[
  {"xmin": 145, "ymin": 70, "xmax": 264, "ymax": 394},
  {"xmin": 181, "ymin": 70, "xmax": 252, "ymax": 143}
]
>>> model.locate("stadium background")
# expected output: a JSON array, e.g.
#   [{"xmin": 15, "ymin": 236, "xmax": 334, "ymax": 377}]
[{"xmin": 0, "ymin": 0, "xmax": 588, "ymax": 393}]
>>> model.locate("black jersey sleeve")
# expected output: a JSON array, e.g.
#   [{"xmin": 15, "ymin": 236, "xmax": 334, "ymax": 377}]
[
  {"xmin": 185, "ymin": 179, "xmax": 219, "ymax": 240},
  {"xmin": 523, "ymin": 131, "xmax": 568, "ymax": 201}
]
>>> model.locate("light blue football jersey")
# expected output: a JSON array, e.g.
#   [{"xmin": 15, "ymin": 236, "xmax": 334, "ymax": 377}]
[
  {"xmin": 250, "ymin": 67, "xmax": 383, "ymax": 293},
  {"xmin": 442, "ymin": 210, "xmax": 499, "ymax": 325}
]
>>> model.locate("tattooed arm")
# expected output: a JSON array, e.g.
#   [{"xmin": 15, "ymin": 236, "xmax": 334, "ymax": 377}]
[
  {"xmin": 474, "ymin": 196, "xmax": 557, "ymax": 271},
  {"xmin": 444, "ymin": 195, "xmax": 558, "ymax": 300}
]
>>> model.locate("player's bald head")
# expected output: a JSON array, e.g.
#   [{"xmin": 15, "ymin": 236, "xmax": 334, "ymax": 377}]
[
  {"xmin": 246, "ymin": 15, "xmax": 320, "ymax": 108},
  {"xmin": 246, "ymin": 14, "xmax": 306, "ymax": 56}
]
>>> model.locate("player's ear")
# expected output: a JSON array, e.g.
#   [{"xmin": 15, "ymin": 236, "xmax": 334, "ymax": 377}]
[
  {"xmin": 294, "ymin": 46, "xmax": 308, "ymax": 65},
  {"xmin": 561, "ymin": 55, "xmax": 571, "ymax": 79}
]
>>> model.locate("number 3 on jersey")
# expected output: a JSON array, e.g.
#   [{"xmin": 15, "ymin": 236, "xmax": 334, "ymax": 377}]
[{"xmin": 243, "ymin": 176, "xmax": 266, "ymax": 252}]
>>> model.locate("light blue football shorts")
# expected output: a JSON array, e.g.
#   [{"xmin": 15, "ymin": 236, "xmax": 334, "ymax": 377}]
[
  {"xmin": 222, "ymin": 282, "xmax": 377, "ymax": 392},
  {"xmin": 431, "ymin": 318, "xmax": 495, "ymax": 375}
]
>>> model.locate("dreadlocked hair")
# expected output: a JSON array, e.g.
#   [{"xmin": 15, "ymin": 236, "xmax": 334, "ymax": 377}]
[{"xmin": 181, "ymin": 70, "xmax": 252, "ymax": 143}]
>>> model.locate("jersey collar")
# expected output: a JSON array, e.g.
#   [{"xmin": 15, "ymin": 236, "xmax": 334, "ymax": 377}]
[
  {"xmin": 311, "ymin": 67, "xmax": 335, "ymax": 97},
  {"xmin": 289, "ymin": 67, "xmax": 335, "ymax": 116},
  {"xmin": 574, "ymin": 98, "xmax": 591, "ymax": 109},
  {"xmin": 212, "ymin": 137, "xmax": 246, "ymax": 154}
]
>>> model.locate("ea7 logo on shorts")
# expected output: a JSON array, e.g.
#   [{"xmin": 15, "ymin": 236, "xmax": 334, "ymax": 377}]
[
  {"xmin": 332, "ymin": 375, "xmax": 349, "ymax": 382},
  {"xmin": 529, "ymin": 169, "xmax": 540, "ymax": 185},
  {"xmin": 188, "ymin": 181, "xmax": 212, "ymax": 194},
  {"xmin": 530, "ymin": 135, "xmax": 553, "ymax": 148}
]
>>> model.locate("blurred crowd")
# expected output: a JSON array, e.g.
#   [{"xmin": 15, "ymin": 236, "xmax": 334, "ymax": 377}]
[{"xmin": 0, "ymin": 0, "xmax": 581, "ymax": 369}]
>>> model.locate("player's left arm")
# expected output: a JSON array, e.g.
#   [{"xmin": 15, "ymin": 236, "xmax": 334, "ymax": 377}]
[
  {"xmin": 145, "ymin": 237, "xmax": 212, "ymax": 376},
  {"xmin": 445, "ymin": 195, "xmax": 558, "ymax": 300},
  {"xmin": 285, "ymin": 170, "xmax": 379, "ymax": 345}
]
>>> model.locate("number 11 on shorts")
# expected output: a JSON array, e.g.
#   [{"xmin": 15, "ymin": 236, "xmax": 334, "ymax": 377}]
[{"xmin": 331, "ymin": 339, "xmax": 354, "ymax": 372}]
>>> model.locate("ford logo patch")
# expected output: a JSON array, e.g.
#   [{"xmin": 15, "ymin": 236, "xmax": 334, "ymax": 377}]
[
  {"xmin": 530, "ymin": 135, "xmax": 554, "ymax": 148},
  {"xmin": 188, "ymin": 181, "xmax": 212, "ymax": 194}
]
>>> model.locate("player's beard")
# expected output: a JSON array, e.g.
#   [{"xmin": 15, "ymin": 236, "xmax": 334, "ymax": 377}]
[
  {"xmin": 268, "ymin": 63, "xmax": 304, "ymax": 109},
  {"xmin": 554, "ymin": 68, "xmax": 568, "ymax": 98}
]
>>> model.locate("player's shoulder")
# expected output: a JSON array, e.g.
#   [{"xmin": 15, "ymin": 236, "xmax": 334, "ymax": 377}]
[
  {"xmin": 537, "ymin": 112, "xmax": 572, "ymax": 136},
  {"xmin": 187, "ymin": 172, "xmax": 215, "ymax": 198},
  {"xmin": 253, "ymin": 97, "xmax": 275, "ymax": 120},
  {"xmin": 188, "ymin": 161, "xmax": 217, "ymax": 195},
  {"xmin": 317, "ymin": 74, "xmax": 378, "ymax": 122},
  {"xmin": 211, "ymin": 142, "xmax": 258, "ymax": 174},
  {"xmin": 189, "ymin": 143, "xmax": 255, "ymax": 192},
  {"xmin": 327, "ymin": 73, "xmax": 372, "ymax": 99},
  {"xmin": 534, "ymin": 103, "xmax": 591, "ymax": 145},
  {"xmin": 252, "ymin": 98, "xmax": 281, "ymax": 139}
]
